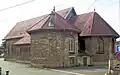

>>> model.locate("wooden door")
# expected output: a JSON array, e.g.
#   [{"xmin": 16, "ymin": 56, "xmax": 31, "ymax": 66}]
[{"xmin": 83, "ymin": 57, "xmax": 87, "ymax": 66}]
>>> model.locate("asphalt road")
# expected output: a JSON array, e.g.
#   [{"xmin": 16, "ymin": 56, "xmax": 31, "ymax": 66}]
[
  {"xmin": 56, "ymin": 67, "xmax": 108, "ymax": 75},
  {"xmin": 0, "ymin": 58, "xmax": 108, "ymax": 75}
]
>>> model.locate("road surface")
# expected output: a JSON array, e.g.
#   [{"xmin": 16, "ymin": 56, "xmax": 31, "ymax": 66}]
[{"xmin": 0, "ymin": 58, "xmax": 107, "ymax": 75}]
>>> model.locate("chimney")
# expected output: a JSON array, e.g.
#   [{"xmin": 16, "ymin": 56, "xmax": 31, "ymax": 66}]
[{"xmin": 48, "ymin": 6, "xmax": 55, "ymax": 26}]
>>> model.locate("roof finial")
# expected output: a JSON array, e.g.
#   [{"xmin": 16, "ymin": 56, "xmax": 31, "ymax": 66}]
[
  {"xmin": 53, "ymin": 6, "xmax": 55, "ymax": 12},
  {"xmin": 49, "ymin": 6, "xmax": 55, "ymax": 27},
  {"xmin": 94, "ymin": 7, "xmax": 96, "ymax": 12}
]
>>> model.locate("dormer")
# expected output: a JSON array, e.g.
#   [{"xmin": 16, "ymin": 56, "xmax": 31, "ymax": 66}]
[{"xmin": 65, "ymin": 7, "xmax": 77, "ymax": 20}]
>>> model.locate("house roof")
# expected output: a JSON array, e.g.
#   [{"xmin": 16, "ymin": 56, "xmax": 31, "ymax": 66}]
[
  {"xmin": 4, "ymin": 7, "xmax": 119, "ymax": 45},
  {"xmin": 4, "ymin": 7, "xmax": 72, "ymax": 40},
  {"xmin": 4, "ymin": 15, "xmax": 47, "ymax": 40},
  {"xmin": 14, "ymin": 36, "xmax": 30, "ymax": 45},
  {"xmin": 75, "ymin": 12, "xmax": 119, "ymax": 38},
  {"xmin": 28, "ymin": 12, "xmax": 81, "ymax": 33},
  {"xmin": 13, "ymin": 33, "xmax": 31, "ymax": 45}
]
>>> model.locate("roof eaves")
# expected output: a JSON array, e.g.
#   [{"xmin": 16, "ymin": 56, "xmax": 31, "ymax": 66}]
[
  {"xmin": 3, "ymin": 36, "xmax": 23, "ymax": 40},
  {"xmin": 14, "ymin": 43, "xmax": 31, "ymax": 45}
]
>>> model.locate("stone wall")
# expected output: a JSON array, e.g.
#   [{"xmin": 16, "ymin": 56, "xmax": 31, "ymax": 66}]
[
  {"xmin": 15, "ymin": 45, "xmax": 30, "ymax": 62},
  {"xmin": 5, "ymin": 38, "xmax": 31, "ymax": 63},
  {"xmin": 77, "ymin": 36, "xmax": 116, "ymax": 66},
  {"xmin": 30, "ymin": 30, "xmax": 78, "ymax": 68},
  {"xmin": 84, "ymin": 37, "xmax": 92, "ymax": 53},
  {"xmin": 90, "ymin": 37, "xmax": 115, "ymax": 66},
  {"xmin": 5, "ymin": 38, "xmax": 19, "ymax": 60}
]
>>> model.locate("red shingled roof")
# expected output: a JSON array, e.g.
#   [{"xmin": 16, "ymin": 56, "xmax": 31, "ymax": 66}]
[
  {"xmin": 14, "ymin": 33, "xmax": 30, "ymax": 45},
  {"xmin": 28, "ymin": 12, "xmax": 81, "ymax": 32},
  {"xmin": 3, "ymin": 7, "xmax": 73, "ymax": 45},
  {"xmin": 4, "ymin": 7, "xmax": 119, "ymax": 45},
  {"xmin": 75, "ymin": 12, "xmax": 119, "ymax": 37},
  {"xmin": 14, "ymin": 36, "xmax": 30, "ymax": 45},
  {"xmin": 4, "ymin": 8, "xmax": 73, "ymax": 37},
  {"xmin": 4, "ymin": 14, "xmax": 47, "ymax": 40},
  {"xmin": 4, "ymin": 7, "xmax": 72, "ymax": 40}
]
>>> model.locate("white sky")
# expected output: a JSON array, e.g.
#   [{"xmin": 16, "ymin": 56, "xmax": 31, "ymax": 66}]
[{"xmin": 0, "ymin": 0, "xmax": 119, "ymax": 44}]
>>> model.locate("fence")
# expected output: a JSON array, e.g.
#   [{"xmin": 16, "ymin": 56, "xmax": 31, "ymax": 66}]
[{"xmin": 0, "ymin": 67, "xmax": 9, "ymax": 75}]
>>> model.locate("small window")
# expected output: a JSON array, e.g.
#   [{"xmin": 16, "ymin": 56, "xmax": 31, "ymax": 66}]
[
  {"xmin": 7, "ymin": 45, "xmax": 10, "ymax": 55},
  {"xmin": 80, "ymin": 39, "xmax": 85, "ymax": 51},
  {"xmin": 68, "ymin": 38, "xmax": 75, "ymax": 52},
  {"xmin": 112, "ymin": 38, "xmax": 115, "ymax": 53},
  {"xmin": 69, "ymin": 57, "xmax": 75, "ymax": 65},
  {"xmin": 97, "ymin": 37, "xmax": 104, "ymax": 54},
  {"xmin": 28, "ymin": 47, "xmax": 30, "ymax": 52}
]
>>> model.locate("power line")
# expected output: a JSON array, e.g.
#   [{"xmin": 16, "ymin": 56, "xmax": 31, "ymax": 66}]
[
  {"xmin": 0, "ymin": 0, "xmax": 36, "ymax": 12},
  {"xmin": 100, "ymin": 1, "xmax": 119, "ymax": 10},
  {"xmin": 87, "ymin": 0, "xmax": 97, "ymax": 11},
  {"xmin": 87, "ymin": 0, "xmax": 117, "ymax": 12},
  {"xmin": 107, "ymin": 1, "xmax": 119, "ymax": 6},
  {"xmin": 87, "ymin": 0, "xmax": 101, "ymax": 11}
]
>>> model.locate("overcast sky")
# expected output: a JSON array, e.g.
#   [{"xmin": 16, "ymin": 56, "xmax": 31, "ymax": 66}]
[{"xmin": 0, "ymin": 0, "xmax": 119, "ymax": 44}]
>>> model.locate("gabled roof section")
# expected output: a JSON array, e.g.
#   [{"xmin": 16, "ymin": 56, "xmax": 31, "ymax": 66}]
[
  {"xmin": 14, "ymin": 33, "xmax": 30, "ymax": 45},
  {"xmin": 28, "ymin": 12, "xmax": 81, "ymax": 33},
  {"xmin": 14, "ymin": 36, "xmax": 30, "ymax": 45},
  {"xmin": 75, "ymin": 12, "xmax": 94, "ymax": 36},
  {"xmin": 57, "ymin": 7, "xmax": 72, "ymax": 18},
  {"xmin": 91, "ymin": 12, "xmax": 119, "ymax": 37},
  {"xmin": 64, "ymin": 7, "xmax": 77, "ymax": 19},
  {"xmin": 4, "ymin": 14, "xmax": 47, "ymax": 40},
  {"xmin": 75, "ymin": 12, "xmax": 119, "ymax": 38},
  {"xmin": 4, "ymin": 7, "xmax": 73, "ymax": 40}
]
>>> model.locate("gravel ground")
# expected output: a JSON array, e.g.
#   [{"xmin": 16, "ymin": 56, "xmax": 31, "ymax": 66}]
[{"xmin": 0, "ymin": 58, "xmax": 108, "ymax": 75}]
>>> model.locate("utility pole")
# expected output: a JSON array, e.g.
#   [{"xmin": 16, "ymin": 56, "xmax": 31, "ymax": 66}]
[
  {"xmin": 104, "ymin": 0, "xmax": 120, "ymax": 75},
  {"xmin": 105, "ymin": 39, "xmax": 113, "ymax": 75},
  {"xmin": 108, "ymin": 1, "xmax": 120, "ymax": 74},
  {"xmin": 108, "ymin": 39, "xmax": 113, "ymax": 74},
  {"xmin": 119, "ymin": 0, "xmax": 120, "ymax": 36},
  {"xmin": 119, "ymin": 0, "xmax": 120, "ymax": 34}
]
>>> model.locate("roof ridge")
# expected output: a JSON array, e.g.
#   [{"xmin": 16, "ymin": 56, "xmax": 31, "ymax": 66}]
[
  {"xmin": 56, "ymin": 7, "xmax": 73, "ymax": 12},
  {"xmin": 64, "ymin": 7, "xmax": 73, "ymax": 19},
  {"xmin": 17, "ymin": 7, "xmax": 73, "ymax": 23},
  {"xmin": 90, "ymin": 12, "xmax": 95, "ymax": 35},
  {"xmin": 27, "ymin": 15, "xmax": 49, "ymax": 32},
  {"xmin": 3, "ymin": 22, "xmax": 20, "ymax": 39},
  {"xmin": 55, "ymin": 12, "xmax": 81, "ymax": 32},
  {"xmin": 40, "ymin": 16, "xmax": 50, "ymax": 28},
  {"xmin": 82, "ymin": 12, "xmax": 94, "ymax": 31},
  {"xmin": 78, "ymin": 11, "xmax": 94, "ymax": 16}
]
